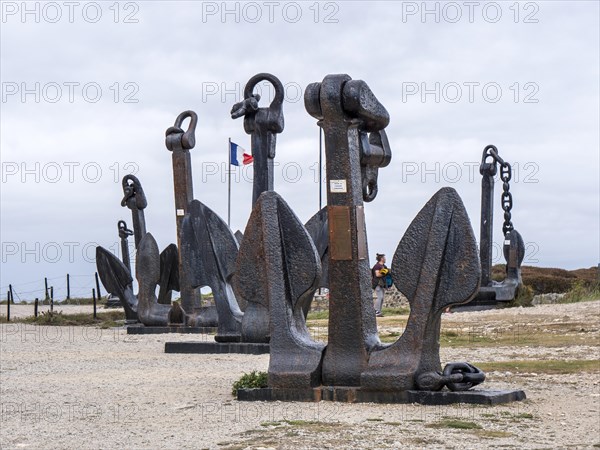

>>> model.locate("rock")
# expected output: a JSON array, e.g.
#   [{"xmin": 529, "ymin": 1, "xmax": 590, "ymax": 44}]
[{"xmin": 532, "ymin": 293, "xmax": 567, "ymax": 305}]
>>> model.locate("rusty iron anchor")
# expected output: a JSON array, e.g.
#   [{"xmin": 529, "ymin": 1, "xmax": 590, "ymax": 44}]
[
  {"xmin": 165, "ymin": 111, "xmax": 199, "ymax": 315},
  {"xmin": 470, "ymin": 145, "xmax": 525, "ymax": 308}
]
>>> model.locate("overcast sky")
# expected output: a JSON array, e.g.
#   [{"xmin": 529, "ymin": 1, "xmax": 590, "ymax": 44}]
[{"xmin": 1, "ymin": 1, "xmax": 598, "ymax": 301}]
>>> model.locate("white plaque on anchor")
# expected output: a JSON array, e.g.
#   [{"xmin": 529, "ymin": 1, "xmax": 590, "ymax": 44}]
[{"xmin": 330, "ymin": 179, "xmax": 347, "ymax": 193}]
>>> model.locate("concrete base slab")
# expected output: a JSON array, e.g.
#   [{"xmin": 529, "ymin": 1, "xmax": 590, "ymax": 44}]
[
  {"xmin": 126, "ymin": 325, "xmax": 217, "ymax": 335},
  {"xmin": 237, "ymin": 387, "xmax": 526, "ymax": 405},
  {"xmin": 165, "ymin": 341, "xmax": 270, "ymax": 354}
]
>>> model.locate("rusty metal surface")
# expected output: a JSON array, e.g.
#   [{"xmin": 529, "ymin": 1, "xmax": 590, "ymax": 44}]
[
  {"xmin": 257, "ymin": 103, "xmax": 487, "ymax": 394},
  {"xmin": 231, "ymin": 73, "xmax": 284, "ymax": 205},
  {"xmin": 305, "ymin": 74, "xmax": 391, "ymax": 386},
  {"xmin": 475, "ymin": 145, "xmax": 525, "ymax": 305},
  {"xmin": 157, "ymin": 244, "xmax": 179, "ymax": 305},
  {"xmin": 165, "ymin": 111, "xmax": 198, "ymax": 314},
  {"xmin": 415, "ymin": 361, "xmax": 485, "ymax": 392},
  {"xmin": 303, "ymin": 207, "xmax": 329, "ymax": 318},
  {"xmin": 165, "ymin": 110, "xmax": 197, "ymax": 237},
  {"xmin": 135, "ymin": 233, "xmax": 177, "ymax": 326},
  {"xmin": 361, "ymin": 188, "xmax": 481, "ymax": 391},
  {"xmin": 233, "ymin": 189, "xmax": 324, "ymax": 347},
  {"xmin": 95, "ymin": 246, "xmax": 138, "ymax": 322},
  {"xmin": 233, "ymin": 196, "xmax": 271, "ymax": 343},
  {"xmin": 121, "ymin": 174, "xmax": 147, "ymax": 248},
  {"xmin": 234, "ymin": 230, "xmax": 244, "ymax": 246},
  {"xmin": 96, "ymin": 220, "xmax": 138, "ymax": 322},
  {"xmin": 356, "ymin": 206, "xmax": 367, "ymax": 260},
  {"xmin": 117, "ymin": 220, "xmax": 133, "ymax": 272},
  {"xmin": 243, "ymin": 191, "xmax": 324, "ymax": 388},
  {"xmin": 305, "ymin": 207, "xmax": 329, "ymax": 289},
  {"xmin": 98, "ymin": 172, "xmax": 180, "ymax": 325},
  {"xmin": 180, "ymin": 200, "xmax": 243, "ymax": 340}
]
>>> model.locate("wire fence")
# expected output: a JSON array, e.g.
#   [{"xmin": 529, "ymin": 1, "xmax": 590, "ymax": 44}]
[{"xmin": 0, "ymin": 274, "xmax": 105, "ymax": 304}]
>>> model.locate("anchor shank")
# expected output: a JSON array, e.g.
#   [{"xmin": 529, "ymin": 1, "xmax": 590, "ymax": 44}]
[
  {"xmin": 120, "ymin": 236, "xmax": 131, "ymax": 273},
  {"xmin": 309, "ymin": 74, "xmax": 382, "ymax": 387},
  {"xmin": 251, "ymin": 126, "xmax": 275, "ymax": 206},
  {"xmin": 131, "ymin": 210, "xmax": 146, "ymax": 249},
  {"xmin": 480, "ymin": 171, "xmax": 494, "ymax": 286},
  {"xmin": 172, "ymin": 150, "xmax": 194, "ymax": 248},
  {"xmin": 166, "ymin": 111, "xmax": 198, "ymax": 316}
]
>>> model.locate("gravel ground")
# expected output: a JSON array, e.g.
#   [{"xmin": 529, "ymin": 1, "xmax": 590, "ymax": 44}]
[
  {"xmin": 2, "ymin": 304, "xmax": 113, "ymax": 319},
  {"xmin": 1, "ymin": 301, "xmax": 599, "ymax": 449}
]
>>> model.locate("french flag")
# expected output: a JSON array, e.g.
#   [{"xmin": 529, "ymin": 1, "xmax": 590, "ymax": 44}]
[{"xmin": 230, "ymin": 142, "xmax": 253, "ymax": 166}]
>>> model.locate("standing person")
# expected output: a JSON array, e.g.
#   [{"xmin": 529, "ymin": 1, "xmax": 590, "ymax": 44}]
[{"xmin": 371, "ymin": 253, "xmax": 388, "ymax": 317}]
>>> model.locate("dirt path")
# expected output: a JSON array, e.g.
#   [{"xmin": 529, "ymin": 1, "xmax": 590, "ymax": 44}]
[{"xmin": 1, "ymin": 301, "xmax": 599, "ymax": 449}]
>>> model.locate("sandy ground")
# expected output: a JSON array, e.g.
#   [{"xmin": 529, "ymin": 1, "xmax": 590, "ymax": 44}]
[{"xmin": 1, "ymin": 302, "xmax": 599, "ymax": 449}]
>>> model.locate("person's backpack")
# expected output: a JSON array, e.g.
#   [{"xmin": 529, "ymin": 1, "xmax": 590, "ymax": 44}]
[
  {"xmin": 384, "ymin": 273, "xmax": 393, "ymax": 288},
  {"xmin": 372, "ymin": 265, "xmax": 393, "ymax": 289}
]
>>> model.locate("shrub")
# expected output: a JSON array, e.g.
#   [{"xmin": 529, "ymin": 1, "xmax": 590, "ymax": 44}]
[
  {"xmin": 231, "ymin": 370, "xmax": 268, "ymax": 395},
  {"xmin": 489, "ymin": 265, "xmax": 599, "ymax": 295},
  {"xmin": 562, "ymin": 281, "xmax": 600, "ymax": 303},
  {"xmin": 508, "ymin": 284, "xmax": 535, "ymax": 307}
]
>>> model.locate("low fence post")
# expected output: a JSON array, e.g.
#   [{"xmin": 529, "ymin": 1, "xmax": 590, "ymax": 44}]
[
  {"xmin": 92, "ymin": 289, "xmax": 97, "ymax": 319},
  {"xmin": 66, "ymin": 274, "xmax": 71, "ymax": 301},
  {"xmin": 95, "ymin": 272, "xmax": 102, "ymax": 306}
]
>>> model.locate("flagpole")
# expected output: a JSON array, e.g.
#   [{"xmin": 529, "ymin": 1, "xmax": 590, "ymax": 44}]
[
  {"xmin": 318, "ymin": 127, "xmax": 323, "ymax": 297},
  {"xmin": 228, "ymin": 137, "xmax": 231, "ymax": 228},
  {"xmin": 319, "ymin": 127, "xmax": 323, "ymax": 210}
]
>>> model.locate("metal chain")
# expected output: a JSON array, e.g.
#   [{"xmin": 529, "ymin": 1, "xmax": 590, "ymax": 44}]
[
  {"xmin": 500, "ymin": 161, "xmax": 514, "ymax": 236},
  {"xmin": 483, "ymin": 145, "xmax": 514, "ymax": 236}
]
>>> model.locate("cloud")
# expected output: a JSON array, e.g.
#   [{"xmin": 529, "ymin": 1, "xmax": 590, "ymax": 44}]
[{"xmin": 1, "ymin": 1, "xmax": 598, "ymax": 295}]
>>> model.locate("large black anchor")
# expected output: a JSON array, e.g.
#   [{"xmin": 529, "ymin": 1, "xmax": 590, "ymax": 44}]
[
  {"xmin": 165, "ymin": 110, "xmax": 198, "ymax": 314},
  {"xmin": 231, "ymin": 73, "xmax": 284, "ymax": 206},
  {"xmin": 95, "ymin": 177, "xmax": 149, "ymax": 322},
  {"xmin": 166, "ymin": 109, "xmax": 241, "ymax": 330},
  {"xmin": 96, "ymin": 173, "xmax": 181, "ymax": 325},
  {"xmin": 121, "ymin": 173, "xmax": 179, "ymax": 306},
  {"xmin": 471, "ymin": 145, "xmax": 525, "ymax": 307}
]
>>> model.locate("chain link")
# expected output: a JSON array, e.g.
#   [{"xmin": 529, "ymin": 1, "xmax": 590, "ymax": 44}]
[
  {"xmin": 500, "ymin": 161, "xmax": 513, "ymax": 235},
  {"xmin": 482, "ymin": 145, "xmax": 514, "ymax": 236}
]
